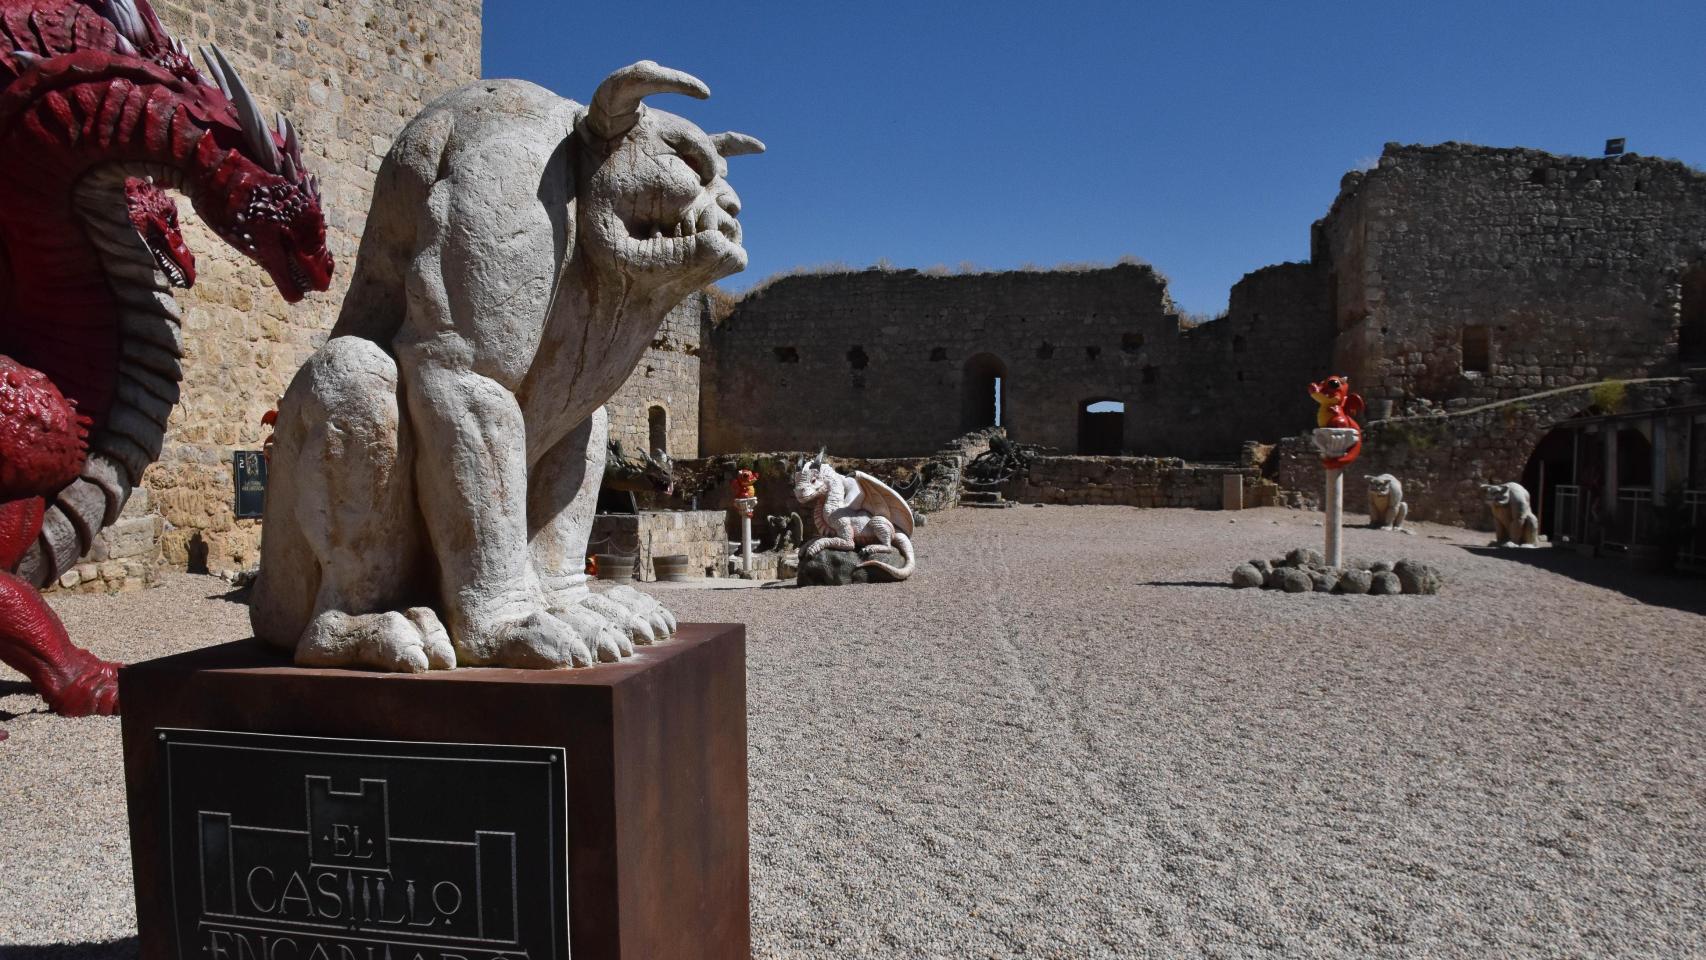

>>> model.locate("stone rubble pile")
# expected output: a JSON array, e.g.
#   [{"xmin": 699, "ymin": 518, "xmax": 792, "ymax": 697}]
[{"xmin": 1230, "ymin": 547, "xmax": 1443, "ymax": 596}]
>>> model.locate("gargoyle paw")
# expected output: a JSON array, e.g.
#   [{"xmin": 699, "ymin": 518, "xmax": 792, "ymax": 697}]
[
  {"xmin": 605, "ymin": 584, "xmax": 677, "ymax": 638},
  {"xmin": 298, "ymin": 609, "xmax": 453, "ymax": 673},
  {"xmin": 547, "ymin": 602, "xmax": 632, "ymax": 662},
  {"xmin": 580, "ymin": 592, "xmax": 654, "ymax": 647},
  {"xmin": 475, "ymin": 609, "xmax": 597, "ymax": 669}
]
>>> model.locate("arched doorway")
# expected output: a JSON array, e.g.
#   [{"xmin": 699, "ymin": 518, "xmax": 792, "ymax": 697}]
[
  {"xmin": 648, "ymin": 405, "xmax": 668, "ymax": 456},
  {"xmin": 1078, "ymin": 399, "xmax": 1125, "ymax": 455},
  {"xmin": 961, "ymin": 353, "xmax": 1006, "ymax": 431},
  {"xmin": 1520, "ymin": 423, "xmax": 1578, "ymax": 542}
]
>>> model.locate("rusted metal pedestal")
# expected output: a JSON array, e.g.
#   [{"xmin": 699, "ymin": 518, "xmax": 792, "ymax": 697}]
[{"xmin": 120, "ymin": 623, "xmax": 749, "ymax": 960}]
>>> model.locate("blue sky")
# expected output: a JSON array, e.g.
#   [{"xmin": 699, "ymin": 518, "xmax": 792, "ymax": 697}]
[{"xmin": 484, "ymin": 1, "xmax": 1704, "ymax": 316}]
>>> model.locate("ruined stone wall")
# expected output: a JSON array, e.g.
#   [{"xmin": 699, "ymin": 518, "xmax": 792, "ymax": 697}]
[
  {"xmin": 142, "ymin": 0, "xmax": 483, "ymax": 576},
  {"xmin": 1004, "ymin": 456, "xmax": 1267, "ymax": 509},
  {"xmin": 1269, "ymin": 378, "xmax": 1698, "ymax": 530},
  {"xmin": 589, "ymin": 510, "xmax": 727, "ymax": 581},
  {"xmin": 1321, "ymin": 143, "xmax": 1706, "ymax": 410},
  {"xmin": 701, "ymin": 263, "xmax": 1333, "ymax": 460},
  {"xmin": 606, "ymin": 292, "xmax": 706, "ymax": 459}
]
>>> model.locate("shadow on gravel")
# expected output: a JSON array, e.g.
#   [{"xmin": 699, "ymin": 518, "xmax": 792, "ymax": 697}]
[
  {"xmin": 207, "ymin": 584, "xmax": 251, "ymax": 604},
  {"xmin": 1140, "ymin": 580, "xmax": 1233, "ymax": 589},
  {"xmin": 1464, "ymin": 545, "xmax": 1706, "ymax": 616},
  {"xmin": 4, "ymin": 939, "xmax": 139, "ymax": 960}
]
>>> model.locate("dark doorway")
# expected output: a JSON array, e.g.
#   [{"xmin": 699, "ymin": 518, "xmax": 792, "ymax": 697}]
[
  {"xmin": 1616, "ymin": 427, "xmax": 1653, "ymax": 488},
  {"xmin": 648, "ymin": 405, "xmax": 668, "ymax": 456},
  {"xmin": 1521, "ymin": 424, "xmax": 1577, "ymax": 540},
  {"xmin": 1682, "ymin": 263, "xmax": 1706, "ymax": 363},
  {"xmin": 961, "ymin": 353, "xmax": 1006, "ymax": 431},
  {"xmin": 1078, "ymin": 399, "xmax": 1125, "ymax": 455}
]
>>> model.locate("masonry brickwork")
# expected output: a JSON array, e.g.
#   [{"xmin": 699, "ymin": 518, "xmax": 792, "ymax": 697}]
[
  {"xmin": 1320, "ymin": 143, "xmax": 1706, "ymax": 410},
  {"xmin": 701, "ymin": 142, "xmax": 1706, "ymax": 535},
  {"xmin": 606, "ymin": 292, "xmax": 707, "ymax": 460},
  {"xmin": 139, "ymin": 0, "xmax": 483, "ymax": 577},
  {"xmin": 700, "ymin": 263, "xmax": 1333, "ymax": 460}
]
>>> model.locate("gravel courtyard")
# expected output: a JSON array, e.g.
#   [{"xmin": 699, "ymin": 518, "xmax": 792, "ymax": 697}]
[{"xmin": 3, "ymin": 505, "xmax": 1704, "ymax": 958}]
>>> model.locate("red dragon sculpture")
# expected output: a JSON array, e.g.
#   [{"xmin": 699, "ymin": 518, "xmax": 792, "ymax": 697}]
[
  {"xmin": 1308, "ymin": 374, "xmax": 1366, "ymax": 470},
  {"xmin": 0, "ymin": 0, "xmax": 332, "ymax": 716}
]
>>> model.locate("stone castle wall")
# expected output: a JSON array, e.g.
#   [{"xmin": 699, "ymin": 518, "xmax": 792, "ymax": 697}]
[
  {"xmin": 700, "ymin": 263, "xmax": 1334, "ymax": 460},
  {"xmin": 605, "ymin": 293, "xmax": 706, "ymax": 459},
  {"xmin": 142, "ymin": 0, "xmax": 483, "ymax": 576},
  {"xmin": 1321, "ymin": 143, "xmax": 1706, "ymax": 409},
  {"xmin": 701, "ymin": 142, "xmax": 1706, "ymax": 480}
]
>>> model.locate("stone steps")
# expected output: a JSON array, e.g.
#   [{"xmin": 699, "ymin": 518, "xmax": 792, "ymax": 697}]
[{"xmin": 959, "ymin": 489, "xmax": 1016, "ymax": 508}]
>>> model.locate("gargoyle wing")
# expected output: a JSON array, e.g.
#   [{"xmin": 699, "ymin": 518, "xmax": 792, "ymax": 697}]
[{"xmin": 854, "ymin": 470, "xmax": 915, "ymax": 537}]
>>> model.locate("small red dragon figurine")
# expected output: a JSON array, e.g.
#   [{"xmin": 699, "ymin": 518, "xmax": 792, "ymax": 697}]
[
  {"xmin": 731, "ymin": 468, "xmax": 758, "ymax": 501},
  {"xmin": 1308, "ymin": 374, "xmax": 1366, "ymax": 469},
  {"xmin": 0, "ymin": 0, "xmax": 333, "ymax": 716}
]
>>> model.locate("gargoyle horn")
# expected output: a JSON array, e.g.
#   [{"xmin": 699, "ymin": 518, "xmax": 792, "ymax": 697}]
[
  {"xmin": 581, "ymin": 60, "xmax": 709, "ymax": 142},
  {"xmin": 201, "ymin": 44, "xmax": 283, "ymax": 175},
  {"xmin": 710, "ymin": 132, "xmax": 766, "ymax": 158}
]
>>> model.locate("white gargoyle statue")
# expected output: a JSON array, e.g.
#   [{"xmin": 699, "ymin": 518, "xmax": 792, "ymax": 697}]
[
  {"xmin": 250, "ymin": 62, "xmax": 762, "ymax": 671},
  {"xmin": 790, "ymin": 452, "xmax": 917, "ymax": 579}
]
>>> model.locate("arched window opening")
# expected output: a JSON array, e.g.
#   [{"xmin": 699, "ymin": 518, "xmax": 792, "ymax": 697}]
[
  {"xmin": 961, "ymin": 353, "xmax": 1007, "ymax": 431},
  {"xmin": 1078, "ymin": 399, "xmax": 1124, "ymax": 455},
  {"xmin": 648, "ymin": 405, "xmax": 668, "ymax": 456}
]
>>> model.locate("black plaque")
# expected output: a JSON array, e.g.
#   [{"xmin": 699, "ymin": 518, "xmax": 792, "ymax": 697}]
[
  {"xmin": 156, "ymin": 729, "xmax": 569, "ymax": 960},
  {"xmin": 233, "ymin": 451, "xmax": 268, "ymax": 519}
]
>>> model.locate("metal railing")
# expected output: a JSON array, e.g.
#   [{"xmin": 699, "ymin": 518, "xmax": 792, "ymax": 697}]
[
  {"xmin": 1601, "ymin": 486, "xmax": 1655, "ymax": 553},
  {"xmin": 1552, "ymin": 484, "xmax": 1583, "ymax": 544},
  {"xmin": 1680, "ymin": 490, "xmax": 1706, "ymax": 572}
]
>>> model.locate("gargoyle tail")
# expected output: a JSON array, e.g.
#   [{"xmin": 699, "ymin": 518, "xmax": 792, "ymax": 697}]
[{"xmin": 857, "ymin": 531, "xmax": 915, "ymax": 580}]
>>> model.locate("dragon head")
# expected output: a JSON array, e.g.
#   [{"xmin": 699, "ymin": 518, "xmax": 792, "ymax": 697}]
[
  {"xmin": 124, "ymin": 176, "xmax": 193, "ymax": 287},
  {"xmin": 76, "ymin": 2, "xmax": 334, "ymax": 302},
  {"xmin": 791, "ymin": 450, "xmax": 833, "ymax": 504},
  {"xmin": 645, "ymin": 449, "xmax": 676, "ymax": 496},
  {"xmin": 188, "ymin": 45, "xmax": 333, "ymax": 303},
  {"xmin": 575, "ymin": 61, "xmax": 764, "ymax": 307},
  {"xmin": 1309, "ymin": 375, "xmax": 1352, "ymax": 410}
]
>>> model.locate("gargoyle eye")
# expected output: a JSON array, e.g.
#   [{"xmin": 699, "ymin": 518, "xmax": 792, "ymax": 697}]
[{"xmin": 678, "ymin": 152, "xmax": 708, "ymax": 180}]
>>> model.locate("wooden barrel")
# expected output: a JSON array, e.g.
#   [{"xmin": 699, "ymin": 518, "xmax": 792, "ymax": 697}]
[
  {"xmin": 596, "ymin": 554, "xmax": 636, "ymax": 582},
  {"xmin": 653, "ymin": 554, "xmax": 693, "ymax": 582}
]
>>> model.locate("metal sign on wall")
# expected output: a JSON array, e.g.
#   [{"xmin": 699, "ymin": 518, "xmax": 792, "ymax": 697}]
[
  {"xmin": 232, "ymin": 451, "xmax": 268, "ymax": 519},
  {"xmin": 156, "ymin": 729, "xmax": 570, "ymax": 960}
]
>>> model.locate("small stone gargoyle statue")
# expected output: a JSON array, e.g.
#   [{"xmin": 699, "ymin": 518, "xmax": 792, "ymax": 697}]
[
  {"xmin": 1482, "ymin": 481, "xmax": 1540, "ymax": 547},
  {"xmin": 791, "ymin": 451, "xmax": 916, "ymax": 583},
  {"xmin": 1364, "ymin": 473, "xmax": 1412, "ymax": 533}
]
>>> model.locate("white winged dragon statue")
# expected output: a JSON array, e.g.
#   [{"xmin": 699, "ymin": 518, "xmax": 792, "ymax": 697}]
[{"xmin": 790, "ymin": 451, "xmax": 917, "ymax": 580}]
